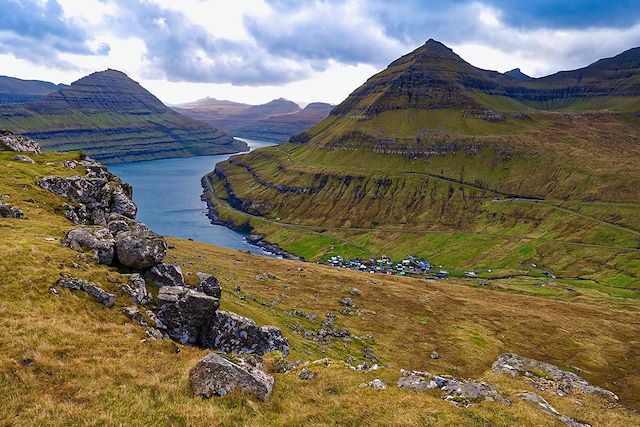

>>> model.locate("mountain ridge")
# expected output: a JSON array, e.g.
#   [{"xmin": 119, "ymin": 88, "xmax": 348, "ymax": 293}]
[{"xmin": 0, "ymin": 69, "xmax": 245, "ymax": 162}]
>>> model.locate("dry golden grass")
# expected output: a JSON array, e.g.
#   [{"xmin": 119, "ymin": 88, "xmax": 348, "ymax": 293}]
[{"xmin": 1, "ymin": 151, "xmax": 640, "ymax": 426}]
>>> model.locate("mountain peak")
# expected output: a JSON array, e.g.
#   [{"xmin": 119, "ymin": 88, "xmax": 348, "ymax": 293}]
[{"xmin": 504, "ymin": 68, "xmax": 533, "ymax": 81}]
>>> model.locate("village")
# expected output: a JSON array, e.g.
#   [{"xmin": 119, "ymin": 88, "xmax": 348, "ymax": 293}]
[{"xmin": 324, "ymin": 254, "xmax": 459, "ymax": 279}]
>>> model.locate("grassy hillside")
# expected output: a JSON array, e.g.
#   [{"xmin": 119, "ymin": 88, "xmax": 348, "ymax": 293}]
[{"xmin": 2, "ymin": 151, "xmax": 640, "ymax": 425}]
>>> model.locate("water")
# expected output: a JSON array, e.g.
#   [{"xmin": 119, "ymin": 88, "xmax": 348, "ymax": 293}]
[{"xmin": 109, "ymin": 138, "xmax": 276, "ymax": 256}]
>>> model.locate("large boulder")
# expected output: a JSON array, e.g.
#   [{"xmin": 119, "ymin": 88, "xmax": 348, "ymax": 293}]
[
  {"xmin": 144, "ymin": 263, "xmax": 185, "ymax": 287},
  {"xmin": 492, "ymin": 353, "xmax": 618, "ymax": 402},
  {"xmin": 115, "ymin": 224, "xmax": 167, "ymax": 269},
  {"xmin": 156, "ymin": 286, "xmax": 220, "ymax": 345},
  {"xmin": 63, "ymin": 227, "xmax": 115, "ymax": 265},
  {"xmin": 0, "ymin": 202, "xmax": 24, "ymax": 219},
  {"xmin": 200, "ymin": 311, "xmax": 289, "ymax": 356},
  {"xmin": 196, "ymin": 272, "xmax": 222, "ymax": 299},
  {"xmin": 189, "ymin": 353, "xmax": 274, "ymax": 401},
  {"xmin": 0, "ymin": 130, "xmax": 41, "ymax": 153},
  {"xmin": 12, "ymin": 155, "xmax": 34, "ymax": 164},
  {"xmin": 57, "ymin": 276, "xmax": 115, "ymax": 307}
]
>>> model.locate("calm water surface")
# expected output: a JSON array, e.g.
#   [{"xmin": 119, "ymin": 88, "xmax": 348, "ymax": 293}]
[{"xmin": 109, "ymin": 138, "xmax": 276, "ymax": 256}]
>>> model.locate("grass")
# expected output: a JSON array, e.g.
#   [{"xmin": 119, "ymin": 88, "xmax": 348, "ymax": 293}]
[{"xmin": 2, "ymin": 151, "xmax": 640, "ymax": 425}]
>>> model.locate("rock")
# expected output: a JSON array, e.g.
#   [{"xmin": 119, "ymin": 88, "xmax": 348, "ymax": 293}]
[
  {"xmin": 0, "ymin": 130, "xmax": 41, "ymax": 153},
  {"xmin": 430, "ymin": 351, "xmax": 440, "ymax": 360},
  {"xmin": 196, "ymin": 272, "xmax": 222, "ymax": 299},
  {"xmin": 397, "ymin": 370, "xmax": 440, "ymax": 391},
  {"xmin": 348, "ymin": 288, "xmax": 361, "ymax": 296},
  {"xmin": 397, "ymin": 369, "xmax": 508, "ymax": 407},
  {"xmin": 201, "ymin": 311, "xmax": 289, "ymax": 356},
  {"xmin": 123, "ymin": 306, "xmax": 148, "ymax": 326},
  {"xmin": 49, "ymin": 287, "xmax": 60, "ymax": 297},
  {"xmin": 515, "ymin": 392, "xmax": 559, "ymax": 416},
  {"xmin": 190, "ymin": 353, "xmax": 275, "ymax": 401},
  {"xmin": 156, "ymin": 286, "xmax": 219, "ymax": 345},
  {"xmin": 57, "ymin": 276, "xmax": 115, "ymax": 307},
  {"xmin": 516, "ymin": 392, "xmax": 592, "ymax": 427},
  {"xmin": 339, "ymin": 297, "xmax": 356, "ymax": 307},
  {"xmin": 347, "ymin": 360, "xmax": 379, "ymax": 371},
  {"xmin": 360, "ymin": 379, "xmax": 387, "ymax": 390},
  {"xmin": 0, "ymin": 202, "xmax": 24, "ymax": 219},
  {"xmin": 144, "ymin": 263, "xmax": 184, "ymax": 287},
  {"xmin": 298, "ymin": 368, "xmax": 317, "ymax": 380},
  {"xmin": 115, "ymin": 224, "xmax": 167, "ymax": 269},
  {"xmin": 492, "ymin": 353, "xmax": 618, "ymax": 402},
  {"xmin": 37, "ymin": 157, "xmax": 136, "ymax": 225},
  {"xmin": 62, "ymin": 227, "xmax": 115, "ymax": 265},
  {"xmin": 12, "ymin": 155, "xmax": 34, "ymax": 164},
  {"xmin": 121, "ymin": 274, "xmax": 153, "ymax": 305},
  {"xmin": 363, "ymin": 347, "xmax": 378, "ymax": 362}
]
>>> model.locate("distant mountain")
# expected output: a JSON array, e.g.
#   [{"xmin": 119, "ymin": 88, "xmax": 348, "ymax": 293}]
[
  {"xmin": 0, "ymin": 76, "xmax": 65, "ymax": 105},
  {"xmin": 504, "ymin": 68, "xmax": 533, "ymax": 81},
  {"xmin": 0, "ymin": 69, "xmax": 245, "ymax": 163},
  {"xmin": 175, "ymin": 98, "xmax": 331, "ymax": 142}
]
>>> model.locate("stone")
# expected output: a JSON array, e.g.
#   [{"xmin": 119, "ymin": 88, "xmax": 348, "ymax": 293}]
[
  {"xmin": 115, "ymin": 224, "xmax": 167, "ymax": 269},
  {"xmin": 0, "ymin": 130, "xmax": 41, "ymax": 153},
  {"xmin": 298, "ymin": 368, "xmax": 317, "ymax": 380},
  {"xmin": 123, "ymin": 306, "xmax": 148, "ymax": 326},
  {"xmin": 156, "ymin": 286, "xmax": 219, "ymax": 345},
  {"xmin": 196, "ymin": 272, "xmax": 222, "ymax": 299},
  {"xmin": 360, "ymin": 379, "xmax": 387, "ymax": 390},
  {"xmin": 37, "ymin": 157, "xmax": 136, "ymax": 226},
  {"xmin": 200, "ymin": 311, "xmax": 289, "ymax": 356},
  {"xmin": 430, "ymin": 351, "xmax": 440, "ymax": 360},
  {"xmin": 339, "ymin": 297, "xmax": 356, "ymax": 307},
  {"xmin": 492, "ymin": 353, "xmax": 618, "ymax": 402},
  {"xmin": 397, "ymin": 370, "xmax": 440, "ymax": 391},
  {"xmin": 121, "ymin": 274, "xmax": 153, "ymax": 305},
  {"xmin": 0, "ymin": 202, "xmax": 24, "ymax": 219},
  {"xmin": 145, "ymin": 263, "xmax": 185, "ymax": 287},
  {"xmin": 62, "ymin": 227, "xmax": 115, "ymax": 265},
  {"xmin": 348, "ymin": 288, "xmax": 361, "ymax": 296},
  {"xmin": 57, "ymin": 276, "xmax": 115, "ymax": 307},
  {"xmin": 12, "ymin": 155, "xmax": 34, "ymax": 164},
  {"xmin": 189, "ymin": 353, "xmax": 274, "ymax": 401},
  {"xmin": 255, "ymin": 273, "xmax": 277, "ymax": 281},
  {"xmin": 49, "ymin": 287, "xmax": 60, "ymax": 297},
  {"xmin": 516, "ymin": 392, "xmax": 592, "ymax": 427}
]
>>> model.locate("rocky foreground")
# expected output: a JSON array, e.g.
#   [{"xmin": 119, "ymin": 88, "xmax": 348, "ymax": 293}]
[{"xmin": 2, "ymin": 135, "xmax": 640, "ymax": 425}]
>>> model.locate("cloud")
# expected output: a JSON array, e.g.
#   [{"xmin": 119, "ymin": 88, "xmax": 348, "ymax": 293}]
[
  {"xmin": 0, "ymin": 0, "xmax": 109, "ymax": 67},
  {"xmin": 106, "ymin": 0, "xmax": 315, "ymax": 85}
]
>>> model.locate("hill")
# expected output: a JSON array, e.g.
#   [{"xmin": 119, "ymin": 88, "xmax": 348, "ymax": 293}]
[
  {"xmin": 204, "ymin": 40, "xmax": 640, "ymax": 290},
  {"xmin": 2, "ymin": 148, "xmax": 640, "ymax": 425},
  {"xmin": 176, "ymin": 98, "xmax": 332, "ymax": 142},
  {"xmin": 0, "ymin": 75, "xmax": 64, "ymax": 105},
  {"xmin": 0, "ymin": 70, "xmax": 246, "ymax": 163}
]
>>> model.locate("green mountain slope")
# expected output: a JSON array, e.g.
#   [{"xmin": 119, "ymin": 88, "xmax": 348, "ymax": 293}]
[
  {"xmin": 205, "ymin": 40, "xmax": 640, "ymax": 288},
  {"xmin": 0, "ymin": 75, "xmax": 64, "ymax": 105},
  {"xmin": 0, "ymin": 70, "xmax": 246, "ymax": 163}
]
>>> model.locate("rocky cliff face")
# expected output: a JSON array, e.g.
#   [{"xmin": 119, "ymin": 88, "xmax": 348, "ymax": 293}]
[{"xmin": 0, "ymin": 70, "xmax": 246, "ymax": 163}]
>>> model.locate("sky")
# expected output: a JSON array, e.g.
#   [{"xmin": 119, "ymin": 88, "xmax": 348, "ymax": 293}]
[{"xmin": 1, "ymin": 0, "xmax": 640, "ymax": 106}]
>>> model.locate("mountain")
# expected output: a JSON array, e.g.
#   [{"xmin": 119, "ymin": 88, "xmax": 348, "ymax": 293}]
[
  {"xmin": 0, "ymin": 69, "xmax": 246, "ymax": 163},
  {"xmin": 225, "ymin": 102, "xmax": 334, "ymax": 142},
  {"xmin": 176, "ymin": 98, "xmax": 331, "ymax": 142},
  {"xmin": 204, "ymin": 40, "xmax": 640, "ymax": 289},
  {"xmin": 0, "ymin": 75, "xmax": 64, "ymax": 105},
  {"xmin": 504, "ymin": 68, "xmax": 533, "ymax": 80}
]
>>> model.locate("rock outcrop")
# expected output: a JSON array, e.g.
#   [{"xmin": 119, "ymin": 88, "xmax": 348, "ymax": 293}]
[
  {"xmin": 397, "ymin": 369, "xmax": 508, "ymax": 407},
  {"xmin": 12, "ymin": 155, "xmax": 34, "ymax": 164},
  {"xmin": 0, "ymin": 130, "xmax": 41, "ymax": 153},
  {"xmin": 114, "ymin": 224, "xmax": 167, "ymax": 269},
  {"xmin": 196, "ymin": 272, "xmax": 221, "ymax": 299},
  {"xmin": 38, "ymin": 157, "xmax": 137, "ymax": 225},
  {"xmin": 121, "ymin": 274, "xmax": 153, "ymax": 305},
  {"xmin": 492, "ymin": 353, "xmax": 618, "ymax": 402},
  {"xmin": 63, "ymin": 227, "xmax": 115, "ymax": 265},
  {"xmin": 144, "ymin": 263, "xmax": 184, "ymax": 287},
  {"xmin": 189, "ymin": 353, "xmax": 274, "ymax": 401},
  {"xmin": 57, "ymin": 276, "xmax": 116, "ymax": 307},
  {"xmin": 200, "ymin": 311, "xmax": 290, "ymax": 356},
  {"xmin": 156, "ymin": 286, "xmax": 220, "ymax": 345},
  {"xmin": 0, "ymin": 201, "xmax": 24, "ymax": 219},
  {"xmin": 516, "ymin": 392, "xmax": 591, "ymax": 427}
]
